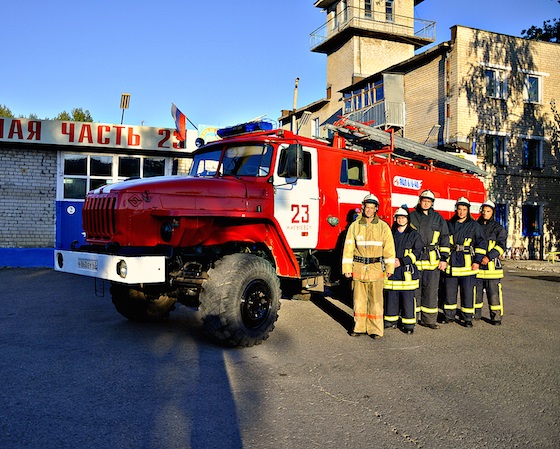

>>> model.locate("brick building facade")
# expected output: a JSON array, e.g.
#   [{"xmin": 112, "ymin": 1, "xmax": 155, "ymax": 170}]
[
  {"xmin": 0, "ymin": 149, "xmax": 57, "ymax": 249},
  {"xmin": 0, "ymin": 119, "xmax": 193, "ymax": 267},
  {"xmin": 281, "ymin": 1, "xmax": 559, "ymax": 258}
]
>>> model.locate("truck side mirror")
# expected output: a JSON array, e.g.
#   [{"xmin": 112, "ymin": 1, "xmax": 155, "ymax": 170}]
[{"xmin": 280, "ymin": 144, "xmax": 304, "ymax": 178}]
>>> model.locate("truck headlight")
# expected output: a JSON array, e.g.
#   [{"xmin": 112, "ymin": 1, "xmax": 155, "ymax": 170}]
[
  {"xmin": 116, "ymin": 260, "xmax": 127, "ymax": 278},
  {"xmin": 161, "ymin": 222, "xmax": 173, "ymax": 242}
]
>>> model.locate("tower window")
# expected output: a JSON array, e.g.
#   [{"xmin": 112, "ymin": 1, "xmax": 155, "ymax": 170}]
[
  {"xmin": 365, "ymin": 0, "xmax": 372, "ymax": 18},
  {"xmin": 386, "ymin": 0, "xmax": 394, "ymax": 23}
]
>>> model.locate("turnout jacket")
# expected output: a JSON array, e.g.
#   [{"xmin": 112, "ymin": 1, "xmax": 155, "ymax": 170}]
[
  {"xmin": 476, "ymin": 216, "xmax": 506, "ymax": 279},
  {"xmin": 445, "ymin": 215, "xmax": 487, "ymax": 276},
  {"xmin": 384, "ymin": 225, "xmax": 423, "ymax": 291},
  {"xmin": 409, "ymin": 207, "xmax": 450, "ymax": 270},
  {"xmin": 342, "ymin": 215, "xmax": 396, "ymax": 281}
]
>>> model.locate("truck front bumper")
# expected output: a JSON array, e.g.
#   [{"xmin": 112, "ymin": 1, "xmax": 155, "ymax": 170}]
[{"xmin": 54, "ymin": 250, "xmax": 166, "ymax": 284}]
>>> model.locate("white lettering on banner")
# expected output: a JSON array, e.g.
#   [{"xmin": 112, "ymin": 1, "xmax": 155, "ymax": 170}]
[
  {"xmin": 0, "ymin": 117, "xmax": 184, "ymax": 151},
  {"xmin": 393, "ymin": 176, "xmax": 423, "ymax": 190}
]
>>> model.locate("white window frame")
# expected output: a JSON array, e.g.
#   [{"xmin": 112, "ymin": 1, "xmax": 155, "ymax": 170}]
[
  {"xmin": 523, "ymin": 74, "xmax": 542, "ymax": 104},
  {"xmin": 386, "ymin": 0, "xmax": 394, "ymax": 23},
  {"xmin": 483, "ymin": 132, "xmax": 509, "ymax": 166},
  {"xmin": 364, "ymin": 0, "xmax": 372, "ymax": 18},
  {"xmin": 479, "ymin": 62, "xmax": 510, "ymax": 100},
  {"xmin": 484, "ymin": 68, "xmax": 508, "ymax": 100},
  {"xmin": 520, "ymin": 136, "xmax": 544, "ymax": 169},
  {"xmin": 312, "ymin": 117, "xmax": 320, "ymax": 138},
  {"xmin": 57, "ymin": 152, "xmax": 173, "ymax": 201}
]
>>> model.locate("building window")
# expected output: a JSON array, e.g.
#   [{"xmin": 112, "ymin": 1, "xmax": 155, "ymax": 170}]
[
  {"xmin": 341, "ymin": 0, "xmax": 348, "ymax": 23},
  {"xmin": 522, "ymin": 204, "xmax": 542, "ymax": 237},
  {"xmin": 484, "ymin": 134, "xmax": 508, "ymax": 166},
  {"xmin": 344, "ymin": 92, "xmax": 352, "ymax": 113},
  {"xmin": 118, "ymin": 156, "xmax": 140, "ymax": 179},
  {"xmin": 485, "ymin": 68, "xmax": 507, "ymax": 99},
  {"xmin": 340, "ymin": 158, "xmax": 365, "ymax": 186},
  {"xmin": 374, "ymin": 79, "xmax": 384, "ymax": 102},
  {"xmin": 143, "ymin": 157, "xmax": 166, "ymax": 178},
  {"xmin": 522, "ymin": 138, "xmax": 542, "ymax": 169},
  {"xmin": 524, "ymin": 75, "xmax": 541, "ymax": 103},
  {"xmin": 495, "ymin": 203, "xmax": 508, "ymax": 230},
  {"xmin": 312, "ymin": 117, "xmax": 320, "ymax": 138},
  {"xmin": 386, "ymin": 0, "xmax": 394, "ymax": 22},
  {"xmin": 352, "ymin": 89, "xmax": 363, "ymax": 111},
  {"xmin": 62, "ymin": 153, "xmax": 167, "ymax": 200},
  {"xmin": 365, "ymin": 0, "xmax": 372, "ymax": 18}
]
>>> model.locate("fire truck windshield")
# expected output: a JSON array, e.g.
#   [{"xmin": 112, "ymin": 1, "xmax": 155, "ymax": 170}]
[
  {"xmin": 191, "ymin": 144, "xmax": 274, "ymax": 178},
  {"xmin": 190, "ymin": 149, "xmax": 221, "ymax": 177}
]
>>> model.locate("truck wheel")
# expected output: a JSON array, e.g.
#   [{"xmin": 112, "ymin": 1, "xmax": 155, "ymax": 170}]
[
  {"xmin": 200, "ymin": 254, "xmax": 281, "ymax": 347},
  {"xmin": 110, "ymin": 284, "xmax": 176, "ymax": 322}
]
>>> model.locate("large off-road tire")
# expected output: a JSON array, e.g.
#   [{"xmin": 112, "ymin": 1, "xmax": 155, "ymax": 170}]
[
  {"xmin": 110, "ymin": 284, "xmax": 176, "ymax": 322},
  {"xmin": 199, "ymin": 254, "xmax": 281, "ymax": 347}
]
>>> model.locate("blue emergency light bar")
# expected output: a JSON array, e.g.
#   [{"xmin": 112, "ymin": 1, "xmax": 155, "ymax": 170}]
[{"xmin": 217, "ymin": 120, "xmax": 274, "ymax": 138}]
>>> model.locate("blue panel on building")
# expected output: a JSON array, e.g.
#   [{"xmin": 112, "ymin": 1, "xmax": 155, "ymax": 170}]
[
  {"xmin": 56, "ymin": 201, "xmax": 87, "ymax": 250},
  {"xmin": 0, "ymin": 248, "xmax": 54, "ymax": 268}
]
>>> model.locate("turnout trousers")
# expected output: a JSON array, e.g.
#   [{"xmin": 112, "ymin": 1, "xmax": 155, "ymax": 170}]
[
  {"xmin": 415, "ymin": 269, "xmax": 440, "ymax": 326},
  {"xmin": 475, "ymin": 278, "xmax": 503, "ymax": 322},
  {"xmin": 353, "ymin": 279, "xmax": 384, "ymax": 337},
  {"xmin": 384, "ymin": 290, "xmax": 416, "ymax": 331},
  {"xmin": 444, "ymin": 275, "xmax": 477, "ymax": 322}
]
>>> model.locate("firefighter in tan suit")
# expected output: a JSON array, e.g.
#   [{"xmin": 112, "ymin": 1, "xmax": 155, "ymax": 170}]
[{"xmin": 342, "ymin": 194, "xmax": 396, "ymax": 339}]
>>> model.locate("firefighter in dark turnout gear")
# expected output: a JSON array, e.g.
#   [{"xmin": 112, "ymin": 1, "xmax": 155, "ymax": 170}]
[
  {"xmin": 444, "ymin": 197, "xmax": 487, "ymax": 327},
  {"xmin": 384, "ymin": 207, "xmax": 424, "ymax": 334},
  {"xmin": 409, "ymin": 190, "xmax": 450, "ymax": 329},
  {"xmin": 476, "ymin": 200, "xmax": 506, "ymax": 325}
]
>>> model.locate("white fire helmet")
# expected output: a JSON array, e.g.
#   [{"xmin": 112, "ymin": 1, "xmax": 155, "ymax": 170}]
[
  {"xmin": 394, "ymin": 207, "xmax": 409, "ymax": 218},
  {"xmin": 481, "ymin": 199, "xmax": 496, "ymax": 211},
  {"xmin": 363, "ymin": 193, "xmax": 379, "ymax": 206},
  {"xmin": 419, "ymin": 189, "xmax": 435, "ymax": 202},
  {"xmin": 456, "ymin": 196, "xmax": 471, "ymax": 208}
]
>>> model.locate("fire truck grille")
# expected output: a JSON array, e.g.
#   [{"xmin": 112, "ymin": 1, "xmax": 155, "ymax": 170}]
[{"xmin": 83, "ymin": 195, "xmax": 116, "ymax": 240}]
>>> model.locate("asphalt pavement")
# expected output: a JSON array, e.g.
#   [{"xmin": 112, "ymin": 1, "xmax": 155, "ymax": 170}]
[{"xmin": 0, "ymin": 264, "xmax": 559, "ymax": 449}]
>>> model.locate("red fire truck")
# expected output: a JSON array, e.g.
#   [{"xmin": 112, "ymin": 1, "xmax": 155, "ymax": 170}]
[{"xmin": 54, "ymin": 119, "xmax": 487, "ymax": 347}]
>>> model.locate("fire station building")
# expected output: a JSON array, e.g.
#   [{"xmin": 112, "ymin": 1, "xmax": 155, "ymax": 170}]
[
  {"xmin": 0, "ymin": 118, "xmax": 193, "ymax": 267},
  {"xmin": 281, "ymin": 0, "xmax": 560, "ymax": 259}
]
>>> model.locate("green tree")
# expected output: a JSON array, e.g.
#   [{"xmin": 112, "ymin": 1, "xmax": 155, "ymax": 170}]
[
  {"xmin": 0, "ymin": 104, "xmax": 15, "ymax": 118},
  {"xmin": 0, "ymin": 105, "xmax": 94, "ymax": 121},
  {"xmin": 52, "ymin": 108, "xmax": 93, "ymax": 122},
  {"xmin": 522, "ymin": 1, "xmax": 560, "ymax": 42}
]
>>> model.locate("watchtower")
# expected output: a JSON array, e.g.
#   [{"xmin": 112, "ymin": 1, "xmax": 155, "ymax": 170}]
[{"xmin": 311, "ymin": 0, "xmax": 435, "ymax": 101}]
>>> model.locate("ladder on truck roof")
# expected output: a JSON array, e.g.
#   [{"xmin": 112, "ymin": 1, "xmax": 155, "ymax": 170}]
[{"xmin": 325, "ymin": 118, "xmax": 488, "ymax": 176}]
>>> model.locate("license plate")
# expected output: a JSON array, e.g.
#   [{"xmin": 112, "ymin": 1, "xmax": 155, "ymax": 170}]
[{"xmin": 78, "ymin": 258, "xmax": 98, "ymax": 271}]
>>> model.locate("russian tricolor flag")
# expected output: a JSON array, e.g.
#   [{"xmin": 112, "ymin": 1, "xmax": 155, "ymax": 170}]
[{"xmin": 171, "ymin": 103, "xmax": 187, "ymax": 141}]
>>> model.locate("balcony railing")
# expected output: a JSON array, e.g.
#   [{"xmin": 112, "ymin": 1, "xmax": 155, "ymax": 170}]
[
  {"xmin": 345, "ymin": 101, "xmax": 406, "ymax": 129},
  {"xmin": 311, "ymin": 6, "xmax": 435, "ymax": 50}
]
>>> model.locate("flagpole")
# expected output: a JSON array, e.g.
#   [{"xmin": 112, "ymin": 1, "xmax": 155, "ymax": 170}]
[{"xmin": 186, "ymin": 117, "xmax": 198, "ymax": 130}]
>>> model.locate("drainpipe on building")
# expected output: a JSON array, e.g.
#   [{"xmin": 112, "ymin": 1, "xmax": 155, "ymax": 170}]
[{"xmin": 444, "ymin": 50, "xmax": 450, "ymax": 146}]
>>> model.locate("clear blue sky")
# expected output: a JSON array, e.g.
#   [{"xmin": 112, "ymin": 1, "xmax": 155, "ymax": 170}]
[{"xmin": 2, "ymin": 0, "xmax": 558, "ymax": 130}]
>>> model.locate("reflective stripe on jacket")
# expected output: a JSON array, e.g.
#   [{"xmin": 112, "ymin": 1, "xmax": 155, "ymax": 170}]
[
  {"xmin": 342, "ymin": 215, "xmax": 396, "ymax": 281},
  {"xmin": 477, "ymin": 217, "xmax": 507, "ymax": 279},
  {"xmin": 409, "ymin": 207, "xmax": 450, "ymax": 270},
  {"xmin": 384, "ymin": 225, "xmax": 423, "ymax": 291},
  {"xmin": 445, "ymin": 217, "xmax": 487, "ymax": 277}
]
